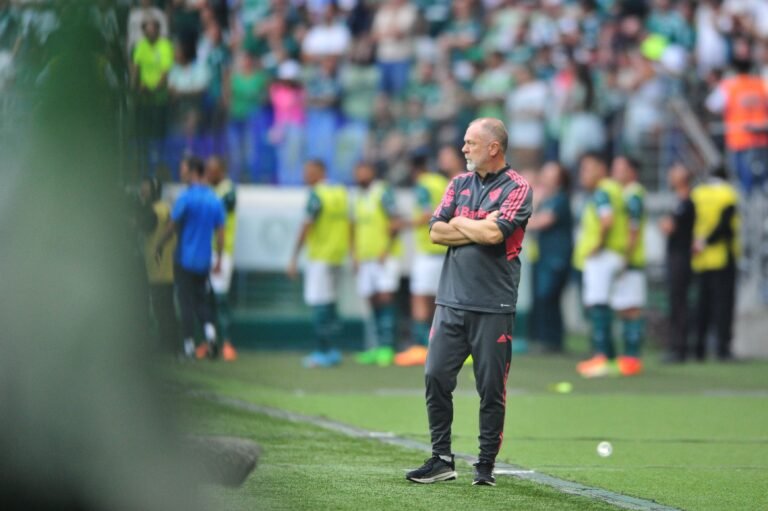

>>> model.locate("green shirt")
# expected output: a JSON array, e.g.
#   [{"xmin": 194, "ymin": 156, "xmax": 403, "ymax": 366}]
[
  {"xmin": 340, "ymin": 64, "xmax": 380, "ymax": 121},
  {"xmin": 229, "ymin": 69, "xmax": 269, "ymax": 119}
]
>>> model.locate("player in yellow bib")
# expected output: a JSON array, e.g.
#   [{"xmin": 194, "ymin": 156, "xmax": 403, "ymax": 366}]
[
  {"xmin": 204, "ymin": 156, "xmax": 238, "ymax": 361},
  {"xmin": 574, "ymin": 152, "xmax": 628, "ymax": 378},
  {"xmin": 691, "ymin": 165, "xmax": 740, "ymax": 361},
  {"xmin": 351, "ymin": 162, "xmax": 403, "ymax": 366},
  {"xmin": 288, "ymin": 160, "xmax": 351, "ymax": 368},
  {"xmin": 610, "ymin": 155, "xmax": 647, "ymax": 376},
  {"xmin": 139, "ymin": 177, "xmax": 180, "ymax": 354},
  {"xmin": 395, "ymin": 156, "xmax": 448, "ymax": 366}
]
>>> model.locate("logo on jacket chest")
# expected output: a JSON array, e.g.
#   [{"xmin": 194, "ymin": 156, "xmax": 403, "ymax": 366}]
[{"xmin": 454, "ymin": 187, "xmax": 503, "ymax": 218}]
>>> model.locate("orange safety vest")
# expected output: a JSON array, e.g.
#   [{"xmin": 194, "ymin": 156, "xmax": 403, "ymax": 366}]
[{"xmin": 722, "ymin": 75, "xmax": 768, "ymax": 151}]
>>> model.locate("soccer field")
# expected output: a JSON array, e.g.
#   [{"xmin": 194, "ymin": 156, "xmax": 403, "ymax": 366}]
[{"xmin": 174, "ymin": 348, "xmax": 768, "ymax": 511}]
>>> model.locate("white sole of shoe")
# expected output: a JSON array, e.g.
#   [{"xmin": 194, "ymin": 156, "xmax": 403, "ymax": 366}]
[
  {"xmin": 406, "ymin": 470, "xmax": 458, "ymax": 484},
  {"xmin": 472, "ymin": 479, "xmax": 496, "ymax": 486}
]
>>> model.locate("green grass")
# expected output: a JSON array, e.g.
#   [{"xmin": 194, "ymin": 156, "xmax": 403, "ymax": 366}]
[
  {"xmin": 173, "ymin": 349, "xmax": 768, "ymax": 511},
  {"xmin": 182, "ymin": 396, "xmax": 619, "ymax": 510}
]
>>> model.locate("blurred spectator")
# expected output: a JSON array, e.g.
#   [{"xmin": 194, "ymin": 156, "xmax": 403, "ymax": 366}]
[
  {"xmin": 197, "ymin": 22, "xmax": 230, "ymax": 155},
  {"xmin": 0, "ymin": 0, "xmax": 21, "ymax": 89},
  {"xmin": 166, "ymin": 41, "xmax": 211, "ymax": 173},
  {"xmin": 132, "ymin": 19, "xmax": 173, "ymax": 174},
  {"xmin": 480, "ymin": 0, "xmax": 526, "ymax": 53},
  {"xmin": 127, "ymin": 0, "xmax": 168, "ymax": 55},
  {"xmin": 246, "ymin": 8, "xmax": 300, "ymax": 71},
  {"xmin": 337, "ymin": 40, "xmax": 379, "ymax": 182},
  {"xmin": 691, "ymin": 165, "xmax": 741, "ymax": 361},
  {"xmin": 558, "ymin": 62, "xmax": 606, "ymax": 171},
  {"xmin": 506, "ymin": 64, "xmax": 548, "ymax": 170},
  {"xmin": 168, "ymin": 41, "xmax": 210, "ymax": 132},
  {"xmin": 645, "ymin": 0, "xmax": 693, "ymax": 49},
  {"xmin": 706, "ymin": 51, "xmax": 768, "ymax": 195},
  {"xmin": 304, "ymin": 57, "xmax": 342, "ymax": 178},
  {"xmin": 472, "ymin": 51, "xmax": 512, "ymax": 121},
  {"xmin": 527, "ymin": 161, "xmax": 573, "ymax": 353},
  {"xmin": 270, "ymin": 59, "xmax": 305, "ymax": 185},
  {"xmin": 620, "ymin": 50, "xmax": 665, "ymax": 158},
  {"xmin": 169, "ymin": 0, "xmax": 201, "ymax": 50},
  {"xmin": 694, "ymin": 0, "xmax": 728, "ymax": 78},
  {"xmin": 226, "ymin": 50, "xmax": 272, "ymax": 182},
  {"xmin": 439, "ymin": 0, "xmax": 482, "ymax": 74},
  {"xmin": 372, "ymin": 0, "xmax": 418, "ymax": 98},
  {"xmin": 659, "ymin": 163, "xmax": 695, "ymax": 363},
  {"xmin": 302, "ymin": 3, "xmax": 351, "ymax": 62}
]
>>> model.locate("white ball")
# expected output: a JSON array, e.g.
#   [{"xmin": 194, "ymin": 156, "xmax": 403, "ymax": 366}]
[{"xmin": 597, "ymin": 441, "xmax": 613, "ymax": 457}]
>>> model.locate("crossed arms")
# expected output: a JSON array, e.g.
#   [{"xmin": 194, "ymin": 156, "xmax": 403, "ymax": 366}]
[{"xmin": 430, "ymin": 210, "xmax": 504, "ymax": 246}]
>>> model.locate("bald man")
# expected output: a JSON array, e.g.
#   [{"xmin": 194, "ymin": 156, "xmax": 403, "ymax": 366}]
[{"xmin": 406, "ymin": 118, "xmax": 533, "ymax": 486}]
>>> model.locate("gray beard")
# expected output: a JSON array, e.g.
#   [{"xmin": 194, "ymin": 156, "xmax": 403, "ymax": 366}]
[{"xmin": 466, "ymin": 160, "xmax": 476, "ymax": 172}]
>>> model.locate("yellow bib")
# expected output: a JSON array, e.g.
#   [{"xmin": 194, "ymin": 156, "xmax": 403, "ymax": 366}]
[
  {"xmin": 573, "ymin": 178, "xmax": 627, "ymax": 270},
  {"xmin": 691, "ymin": 181, "xmax": 741, "ymax": 272},
  {"xmin": 354, "ymin": 183, "xmax": 402, "ymax": 261},
  {"xmin": 414, "ymin": 173, "xmax": 448, "ymax": 256},
  {"xmin": 307, "ymin": 184, "xmax": 351, "ymax": 265}
]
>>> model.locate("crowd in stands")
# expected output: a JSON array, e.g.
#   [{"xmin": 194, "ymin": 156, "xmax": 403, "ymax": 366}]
[{"xmin": 2, "ymin": 0, "xmax": 768, "ymax": 186}]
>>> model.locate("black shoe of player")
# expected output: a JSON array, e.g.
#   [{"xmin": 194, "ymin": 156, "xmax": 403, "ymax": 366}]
[
  {"xmin": 208, "ymin": 341, "xmax": 220, "ymax": 360},
  {"xmin": 472, "ymin": 461, "xmax": 496, "ymax": 486},
  {"xmin": 406, "ymin": 455, "xmax": 457, "ymax": 483}
]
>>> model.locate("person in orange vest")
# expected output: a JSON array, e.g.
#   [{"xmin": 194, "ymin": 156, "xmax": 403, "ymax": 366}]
[{"xmin": 705, "ymin": 51, "xmax": 768, "ymax": 195}]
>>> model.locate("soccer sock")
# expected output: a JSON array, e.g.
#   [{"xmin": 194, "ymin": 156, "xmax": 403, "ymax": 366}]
[
  {"xmin": 374, "ymin": 303, "xmax": 396, "ymax": 348},
  {"xmin": 412, "ymin": 320, "xmax": 431, "ymax": 347},
  {"xmin": 311, "ymin": 303, "xmax": 336, "ymax": 352},
  {"xmin": 184, "ymin": 338, "xmax": 195, "ymax": 357},
  {"xmin": 215, "ymin": 294, "xmax": 231, "ymax": 341},
  {"xmin": 204, "ymin": 322, "xmax": 217, "ymax": 343},
  {"xmin": 623, "ymin": 317, "xmax": 645, "ymax": 358},
  {"xmin": 590, "ymin": 305, "xmax": 615, "ymax": 359}
]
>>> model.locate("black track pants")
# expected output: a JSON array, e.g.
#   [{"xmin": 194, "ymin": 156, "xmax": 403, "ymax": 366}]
[{"xmin": 425, "ymin": 305, "xmax": 513, "ymax": 463}]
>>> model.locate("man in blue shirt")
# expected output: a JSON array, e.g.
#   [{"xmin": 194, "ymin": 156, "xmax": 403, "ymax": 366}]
[{"xmin": 156, "ymin": 155, "xmax": 225, "ymax": 358}]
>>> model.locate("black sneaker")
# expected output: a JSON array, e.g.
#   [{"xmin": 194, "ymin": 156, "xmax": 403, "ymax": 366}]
[
  {"xmin": 472, "ymin": 461, "xmax": 496, "ymax": 486},
  {"xmin": 406, "ymin": 455, "xmax": 457, "ymax": 483}
]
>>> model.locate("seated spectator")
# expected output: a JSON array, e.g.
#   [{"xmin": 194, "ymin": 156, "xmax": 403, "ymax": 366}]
[
  {"xmin": 372, "ymin": 0, "xmax": 417, "ymax": 99},
  {"xmin": 127, "ymin": 0, "xmax": 168, "ymax": 55},
  {"xmin": 301, "ymin": 3, "xmax": 351, "ymax": 63}
]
